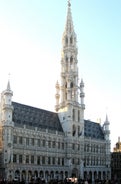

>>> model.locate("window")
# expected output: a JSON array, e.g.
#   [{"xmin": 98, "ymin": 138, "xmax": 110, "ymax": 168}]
[
  {"xmin": 13, "ymin": 154, "xmax": 17, "ymax": 163},
  {"xmin": 26, "ymin": 138, "xmax": 29, "ymax": 146},
  {"xmin": 72, "ymin": 143, "xmax": 75, "ymax": 150},
  {"xmin": 42, "ymin": 156, "xmax": 45, "ymax": 164},
  {"xmin": 37, "ymin": 139, "xmax": 40, "ymax": 147},
  {"xmin": 78, "ymin": 110, "xmax": 80, "ymax": 122},
  {"xmin": 65, "ymin": 36, "xmax": 68, "ymax": 45},
  {"xmin": 37, "ymin": 156, "xmax": 40, "ymax": 165},
  {"xmin": 48, "ymin": 157, "xmax": 51, "ymax": 165},
  {"xmin": 58, "ymin": 158, "xmax": 60, "ymax": 165},
  {"xmin": 31, "ymin": 155, "xmax": 34, "ymax": 164},
  {"xmin": 62, "ymin": 158, "xmax": 64, "ymax": 166},
  {"xmin": 13, "ymin": 135, "xmax": 17, "ymax": 144},
  {"xmin": 52, "ymin": 157, "xmax": 55, "ymax": 165},
  {"xmin": 62, "ymin": 142, "xmax": 64, "ymax": 150},
  {"xmin": 31, "ymin": 138, "xmax": 34, "ymax": 146},
  {"xmin": 72, "ymin": 124, "xmax": 76, "ymax": 136},
  {"xmin": 19, "ymin": 155, "xmax": 22, "ymax": 163},
  {"xmin": 72, "ymin": 109, "xmax": 75, "ymax": 121},
  {"xmin": 19, "ymin": 137, "xmax": 23, "ymax": 144},
  {"xmin": 52, "ymin": 141, "xmax": 56, "ymax": 148},
  {"xmin": 58, "ymin": 142, "xmax": 60, "ymax": 149},
  {"xmin": 42, "ymin": 140, "xmax": 46, "ymax": 147},
  {"xmin": 70, "ymin": 36, "xmax": 73, "ymax": 44},
  {"xmin": 48, "ymin": 141, "xmax": 51, "ymax": 148},
  {"xmin": 26, "ymin": 155, "xmax": 29, "ymax": 164}
]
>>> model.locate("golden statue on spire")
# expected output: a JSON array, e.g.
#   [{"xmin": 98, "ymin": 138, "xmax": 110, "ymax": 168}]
[{"xmin": 68, "ymin": 0, "xmax": 71, "ymax": 7}]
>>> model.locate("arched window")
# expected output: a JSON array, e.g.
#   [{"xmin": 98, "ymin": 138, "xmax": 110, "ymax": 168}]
[
  {"xmin": 72, "ymin": 124, "xmax": 76, "ymax": 136},
  {"xmin": 70, "ymin": 36, "xmax": 73, "ymax": 44},
  {"xmin": 65, "ymin": 36, "xmax": 68, "ymax": 45},
  {"xmin": 70, "ymin": 82, "xmax": 73, "ymax": 88},
  {"xmin": 70, "ymin": 56, "xmax": 73, "ymax": 65},
  {"xmin": 66, "ymin": 56, "xmax": 68, "ymax": 62},
  {"xmin": 72, "ymin": 109, "xmax": 75, "ymax": 121},
  {"xmin": 78, "ymin": 110, "xmax": 80, "ymax": 122}
]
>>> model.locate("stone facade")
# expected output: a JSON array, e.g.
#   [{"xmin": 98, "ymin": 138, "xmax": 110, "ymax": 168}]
[{"xmin": 0, "ymin": 1, "xmax": 111, "ymax": 183}]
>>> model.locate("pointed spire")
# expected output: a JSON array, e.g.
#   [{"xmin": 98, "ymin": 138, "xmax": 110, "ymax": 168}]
[
  {"xmin": 7, "ymin": 80, "xmax": 11, "ymax": 91},
  {"xmin": 65, "ymin": 0, "xmax": 74, "ymax": 33},
  {"xmin": 106, "ymin": 114, "xmax": 108, "ymax": 122},
  {"xmin": 105, "ymin": 114, "xmax": 110, "ymax": 125}
]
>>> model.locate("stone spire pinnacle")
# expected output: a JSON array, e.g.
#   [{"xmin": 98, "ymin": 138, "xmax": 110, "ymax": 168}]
[
  {"xmin": 65, "ymin": 0, "xmax": 74, "ymax": 34},
  {"xmin": 7, "ymin": 80, "xmax": 11, "ymax": 91}
]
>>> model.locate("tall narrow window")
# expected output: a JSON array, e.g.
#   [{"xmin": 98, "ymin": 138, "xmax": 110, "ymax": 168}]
[
  {"xmin": 31, "ymin": 155, "xmax": 34, "ymax": 164},
  {"xmin": 19, "ymin": 155, "xmax": 22, "ymax": 163},
  {"xmin": 13, "ymin": 154, "xmax": 17, "ymax": 163},
  {"xmin": 72, "ymin": 124, "xmax": 76, "ymax": 136},
  {"xmin": 78, "ymin": 110, "xmax": 80, "ymax": 122},
  {"xmin": 65, "ymin": 36, "xmax": 68, "ymax": 45},
  {"xmin": 37, "ymin": 156, "xmax": 40, "ymax": 165},
  {"xmin": 73, "ymin": 109, "xmax": 75, "ymax": 121},
  {"xmin": 13, "ymin": 135, "xmax": 17, "ymax": 144},
  {"xmin": 26, "ymin": 138, "xmax": 29, "ymax": 146},
  {"xmin": 26, "ymin": 155, "xmax": 29, "ymax": 164},
  {"xmin": 70, "ymin": 36, "xmax": 73, "ymax": 44},
  {"xmin": 42, "ymin": 156, "xmax": 45, "ymax": 164},
  {"xmin": 70, "ymin": 56, "xmax": 73, "ymax": 65},
  {"xmin": 19, "ymin": 136, "xmax": 23, "ymax": 144}
]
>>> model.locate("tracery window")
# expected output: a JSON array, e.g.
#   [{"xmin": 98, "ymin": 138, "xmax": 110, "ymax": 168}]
[
  {"xmin": 13, "ymin": 135, "xmax": 17, "ymax": 144},
  {"xmin": 13, "ymin": 154, "xmax": 17, "ymax": 163},
  {"xmin": 19, "ymin": 155, "xmax": 22, "ymax": 163}
]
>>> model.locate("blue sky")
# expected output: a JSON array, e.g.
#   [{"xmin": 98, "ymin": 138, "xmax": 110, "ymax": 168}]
[{"xmin": 0, "ymin": 0, "xmax": 121, "ymax": 150}]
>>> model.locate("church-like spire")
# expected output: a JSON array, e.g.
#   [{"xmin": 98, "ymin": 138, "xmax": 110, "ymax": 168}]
[
  {"xmin": 64, "ymin": 0, "xmax": 74, "ymax": 33},
  {"xmin": 56, "ymin": 0, "xmax": 85, "ymax": 140},
  {"xmin": 58, "ymin": 0, "xmax": 79, "ymax": 108}
]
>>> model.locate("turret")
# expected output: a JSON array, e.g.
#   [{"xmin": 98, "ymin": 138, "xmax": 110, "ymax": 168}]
[
  {"xmin": 55, "ymin": 81, "xmax": 60, "ymax": 112},
  {"xmin": 103, "ymin": 114, "xmax": 111, "ymax": 168},
  {"xmin": 0, "ymin": 81, "xmax": 14, "ymax": 165},
  {"xmin": 80, "ymin": 79, "xmax": 85, "ymax": 119},
  {"xmin": 0, "ymin": 80, "xmax": 13, "ymax": 125},
  {"xmin": 103, "ymin": 114, "xmax": 110, "ymax": 140}
]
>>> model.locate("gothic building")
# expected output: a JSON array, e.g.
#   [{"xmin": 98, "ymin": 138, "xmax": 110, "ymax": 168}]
[{"xmin": 0, "ymin": 1, "xmax": 111, "ymax": 182}]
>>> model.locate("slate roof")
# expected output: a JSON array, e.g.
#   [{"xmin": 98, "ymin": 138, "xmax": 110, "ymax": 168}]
[
  {"xmin": 84, "ymin": 120, "xmax": 104, "ymax": 140},
  {"xmin": 12, "ymin": 102, "xmax": 104, "ymax": 140},
  {"xmin": 12, "ymin": 102, "xmax": 63, "ymax": 132}
]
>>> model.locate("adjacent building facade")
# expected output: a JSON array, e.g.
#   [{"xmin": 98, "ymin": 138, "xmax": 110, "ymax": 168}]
[
  {"xmin": 0, "ymin": 1, "xmax": 111, "ymax": 182},
  {"xmin": 111, "ymin": 137, "xmax": 121, "ymax": 182}
]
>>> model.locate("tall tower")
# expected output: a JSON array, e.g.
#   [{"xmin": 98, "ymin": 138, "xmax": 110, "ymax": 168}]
[{"xmin": 55, "ymin": 1, "xmax": 85, "ymax": 138}]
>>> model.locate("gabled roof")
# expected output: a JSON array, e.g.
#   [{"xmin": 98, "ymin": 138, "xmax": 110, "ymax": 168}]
[
  {"xmin": 84, "ymin": 120, "xmax": 104, "ymax": 140},
  {"xmin": 12, "ymin": 102, "xmax": 63, "ymax": 132}
]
